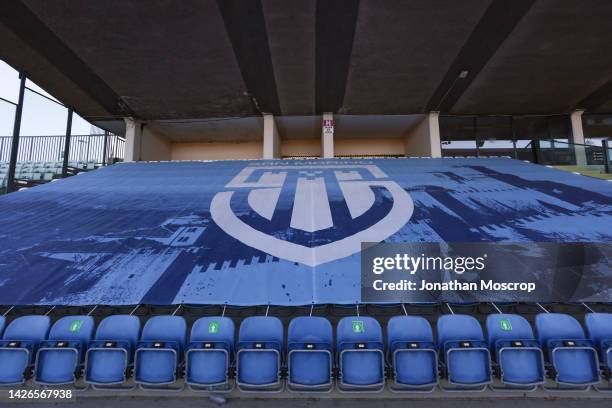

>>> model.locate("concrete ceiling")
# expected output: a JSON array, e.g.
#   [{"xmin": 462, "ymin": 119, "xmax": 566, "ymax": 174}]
[{"xmin": 1, "ymin": 0, "xmax": 612, "ymax": 137}]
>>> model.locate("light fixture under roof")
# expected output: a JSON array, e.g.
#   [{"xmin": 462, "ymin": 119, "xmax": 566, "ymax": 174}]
[{"xmin": 458, "ymin": 70, "xmax": 469, "ymax": 79}]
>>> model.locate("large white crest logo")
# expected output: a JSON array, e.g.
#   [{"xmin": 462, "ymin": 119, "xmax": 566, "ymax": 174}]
[{"xmin": 210, "ymin": 164, "xmax": 413, "ymax": 266}]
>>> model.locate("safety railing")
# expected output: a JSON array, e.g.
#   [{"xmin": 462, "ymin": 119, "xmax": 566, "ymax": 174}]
[
  {"xmin": 520, "ymin": 139, "xmax": 611, "ymax": 174},
  {"xmin": 0, "ymin": 133, "xmax": 125, "ymax": 165}
]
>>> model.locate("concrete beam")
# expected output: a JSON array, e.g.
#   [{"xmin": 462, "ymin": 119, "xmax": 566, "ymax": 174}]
[
  {"xmin": 404, "ymin": 112, "xmax": 442, "ymax": 157},
  {"xmin": 570, "ymin": 109, "xmax": 587, "ymax": 166},
  {"xmin": 124, "ymin": 120, "xmax": 171, "ymax": 162},
  {"xmin": 321, "ymin": 112, "xmax": 334, "ymax": 158},
  {"xmin": 263, "ymin": 114, "xmax": 280, "ymax": 159},
  {"xmin": 124, "ymin": 117, "xmax": 143, "ymax": 162}
]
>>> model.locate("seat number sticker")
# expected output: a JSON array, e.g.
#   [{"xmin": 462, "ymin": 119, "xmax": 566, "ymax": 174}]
[
  {"xmin": 352, "ymin": 320, "xmax": 364, "ymax": 333},
  {"xmin": 208, "ymin": 321, "xmax": 220, "ymax": 334},
  {"xmin": 500, "ymin": 319, "xmax": 512, "ymax": 331},
  {"xmin": 69, "ymin": 320, "xmax": 82, "ymax": 332}
]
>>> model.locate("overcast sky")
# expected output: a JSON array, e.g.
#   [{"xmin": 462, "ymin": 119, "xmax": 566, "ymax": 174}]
[{"xmin": 0, "ymin": 59, "xmax": 94, "ymax": 136}]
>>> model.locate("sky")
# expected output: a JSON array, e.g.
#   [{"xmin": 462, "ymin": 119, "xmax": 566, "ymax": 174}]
[{"xmin": 0, "ymin": 59, "xmax": 95, "ymax": 136}]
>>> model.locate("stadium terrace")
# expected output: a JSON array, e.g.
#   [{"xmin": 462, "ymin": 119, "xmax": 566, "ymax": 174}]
[{"xmin": 0, "ymin": 1, "xmax": 611, "ymax": 406}]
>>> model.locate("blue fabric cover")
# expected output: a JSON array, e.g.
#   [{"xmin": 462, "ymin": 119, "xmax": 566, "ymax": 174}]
[
  {"xmin": 0, "ymin": 158, "xmax": 610, "ymax": 307},
  {"xmin": 237, "ymin": 316, "xmax": 283, "ymax": 386},
  {"xmin": 387, "ymin": 316, "xmax": 437, "ymax": 386},
  {"xmin": 186, "ymin": 316, "xmax": 235, "ymax": 385},
  {"xmin": 86, "ymin": 315, "xmax": 141, "ymax": 384},
  {"xmin": 135, "ymin": 316, "xmax": 186, "ymax": 384},
  {"xmin": 337, "ymin": 316, "xmax": 384, "ymax": 386},
  {"xmin": 437, "ymin": 314, "xmax": 490, "ymax": 385},
  {"xmin": 0, "ymin": 315, "xmax": 50, "ymax": 384},
  {"xmin": 36, "ymin": 315, "xmax": 94, "ymax": 384},
  {"xmin": 288, "ymin": 316, "xmax": 333, "ymax": 386},
  {"xmin": 535, "ymin": 313, "xmax": 599, "ymax": 385},
  {"xmin": 486, "ymin": 314, "xmax": 543, "ymax": 385}
]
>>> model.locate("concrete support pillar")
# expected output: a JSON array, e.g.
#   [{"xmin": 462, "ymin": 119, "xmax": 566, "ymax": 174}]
[
  {"xmin": 263, "ymin": 114, "xmax": 280, "ymax": 159},
  {"xmin": 321, "ymin": 112, "xmax": 334, "ymax": 158},
  {"xmin": 124, "ymin": 117, "xmax": 143, "ymax": 162},
  {"xmin": 404, "ymin": 112, "xmax": 442, "ymax": 158},
  {"xmin": 570, "ymin": 109, "xmax": 587, "ymax": 166}
]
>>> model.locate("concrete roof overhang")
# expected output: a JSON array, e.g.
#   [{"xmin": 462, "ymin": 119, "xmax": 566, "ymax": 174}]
[{"xmin": 1, "ymin": 0, "xmax": 612, "ymax": 138}]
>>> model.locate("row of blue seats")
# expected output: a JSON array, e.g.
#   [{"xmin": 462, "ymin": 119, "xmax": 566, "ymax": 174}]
[{"xmin": 0, "ymin": 312, "xmax": 610, "ymax": 392}]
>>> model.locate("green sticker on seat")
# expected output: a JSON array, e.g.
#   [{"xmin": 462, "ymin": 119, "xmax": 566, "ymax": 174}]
[
  {"xmin": 500, "ymin": 319, "xmax": 512, "ymax": 331},
  {"xmin": 208, "ymin": 321, "xmax": 220, "ymax": 334},
  {"xmin": 352, "ymin": 320, "xmax": 364, "ymax": 333},
  {"xmin": 69, "ymin": 320, "xmax": 83, "ymax": 332}
]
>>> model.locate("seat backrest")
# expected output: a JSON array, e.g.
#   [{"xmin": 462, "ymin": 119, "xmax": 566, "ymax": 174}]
[
  {"xmin": 141, "ymin": 316, "xmax": 187, "ymax": 348},
  {"xmin": 288, "ymin": 316, "xmax": 332, "ymax": 348},
  {"xmin": 386, "ymin": 316, "xmax": 433, "ymax": 350},
  {"xmin": 95, "ymin": 315, "xmax": 141, "ymax": 348},
  {"xmin": 437, "ymin": 314, "xmax": 484, "ymax": 349},
  {"xmin": 336, "ymin": 316, "xmax": 382, "ymax": 350},
  {"xmin": 48, "ymin": 316, "xmax": 95, "ymax": 348},
  {"xmin": 584, "ymin": 313, "xmax": 612, "ymax": 346},
  {"xmin": 486, "ymin": 314, "xmax": 535, "ymax": 349},
  {"xmin": 535, "ymin": 313, "xmax": 585, "ymax": 345},
  {"xmin": 0, "ymin": 316, "xmax": 4, "ymax": 337},
  {"xmin": 239, "ymin": 316, "xmax": 284, "ymax": 350},
  {"xmin": 190, "ymin": 316, "xmax": 235, "ymax": 351},
  {"xmin": 3, "ymin": 315, "xmax": 51, "ymax": 342}
]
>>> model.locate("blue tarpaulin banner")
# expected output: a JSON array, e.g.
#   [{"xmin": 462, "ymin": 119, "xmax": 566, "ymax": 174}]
[{"xmin": 0, "ymin": 158, "xmax": 610, "ymax": 305}]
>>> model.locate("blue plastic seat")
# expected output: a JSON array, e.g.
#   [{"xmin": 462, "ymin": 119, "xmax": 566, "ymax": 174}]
[
  {"xmin": 387, "ymin": 316, "xmax": 438, "ymax": 391},
  {"xmin": 337, "ymin": 316, "xmax": 384, "ymax": 391},
  {"xmin": 287, "ymin": 316, "xmax": 333, "ymax": 391},
  {"xmin": 535, "ymin": 313, "xmax": 600, "ymax": 388},
  {"xmin": 85, "ymin": 315, "xmax": 141, "ymax": 387},
  {"xmin": 34, "ymin": 315, "xmax": 95, "ymax": 385},
  {"xmin": 236, "ymin": 316, "xmax": 284, "ymax": 391},
  {"xmin": 0, "ymin": 316, "xmax": 4, "ymax": 336},
  {"xmin": 486, "ymin": 314, "xmax": 544, "ymax": 389},
  {"xmin": 186, "ymin": 316, "xmax": 234, "ymax": 390},
  {"xmin": 0, "ymin": 316, "xmax": 50, "ymax": 385},
  {"xmin": 584, "ymin": 313, "xmax": 612, "ymax": 368},
  {"xmin": 437, "ymin": 314, "xmax": 491, "ymax": 390},
  {"xmin": 134, "ymin": 316, "xmax": 186, "ymax": 387}
]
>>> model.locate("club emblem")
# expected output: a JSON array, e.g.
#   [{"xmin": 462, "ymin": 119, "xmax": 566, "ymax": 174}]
[{"xmin": 210, "ymin": 163, "xmax": 413, "ymax": 266}]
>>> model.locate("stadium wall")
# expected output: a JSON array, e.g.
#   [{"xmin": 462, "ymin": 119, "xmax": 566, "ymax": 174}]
[
  {"xmin": 280, "ymin": 138, "xmax": 322, "ymax": 157},
  {"xmin": 141, "ymin": 126, "xmax": 171, "ymax": 161},
  {"xmin": 170, "ymin": 140, "xmax": 263, "ymax": 160},
  {"xmin": 335, "ymin": 138, "xmax": 404, "ymax": 156}
]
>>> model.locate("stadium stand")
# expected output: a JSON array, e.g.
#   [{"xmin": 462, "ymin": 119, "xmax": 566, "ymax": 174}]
[
  {"xmin": 0, "ymin": 306, "xmax": 610, "ymax": 395},
  {"xmin": 0, "ymin": 160, "xmax": 100, "ymax": 191}
]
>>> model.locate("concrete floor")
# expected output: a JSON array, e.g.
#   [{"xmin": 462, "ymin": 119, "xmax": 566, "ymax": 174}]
[{"xmin": 1, "ymin": 396, "xmax": 611, "ymax": 408}]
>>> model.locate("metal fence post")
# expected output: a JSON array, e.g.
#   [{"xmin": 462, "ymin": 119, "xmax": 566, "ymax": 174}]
[
  {"xmin": 102, "ymin": 130, "xmax": 108, "ymax": 165},
  {"xmin": 61, "ymin": 108, "xmax": 73, "ymax": 178},
  {"xmin": 603, "ymin": 139, "xmax": 610, "ymax": 174},
  {"xmin": 7, "ymin": 74, "xmax": 26, "ymax": 193},
  {"xmin": 531, "ymin": 139, "xmax": 539, "ymax": 164}
]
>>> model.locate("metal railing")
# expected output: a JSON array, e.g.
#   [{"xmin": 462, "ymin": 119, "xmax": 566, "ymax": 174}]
[
  {"xmin": 0, "ymin": 133, "xmax": 125, "ymax": 164},
  {"xmin": 520, "ymin": 139, "xmax": 611, "ymax": 173}
]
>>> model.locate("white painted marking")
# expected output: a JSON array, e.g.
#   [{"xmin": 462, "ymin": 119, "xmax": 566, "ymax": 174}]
[
  {"xmin": 210, "ymin": 181, "xmax": 413, "ymax": 267},
  {"xmin": 248, "ymin": 187, "xmax": 281, "ymax": 220},
  {"xmin": 339, "ymin": 181, "xmax": 375, "ymax": 219},
  {"xmin": 290, "ymin": 177, "xmax": 333, "ymax": 232}
]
